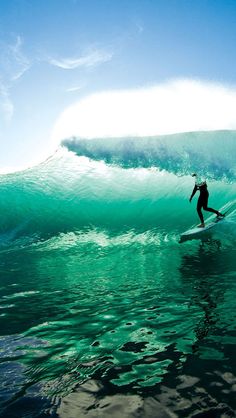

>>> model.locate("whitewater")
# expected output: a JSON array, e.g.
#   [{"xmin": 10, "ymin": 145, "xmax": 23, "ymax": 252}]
[{"xmin": 0, "ymin": 130, "xmax": 236, "ymax": 417}]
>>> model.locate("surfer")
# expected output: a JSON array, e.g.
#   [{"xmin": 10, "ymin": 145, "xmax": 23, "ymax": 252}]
[{"xmin": 189, "ymin": 174, "xmax": 224, "ymax": 228}]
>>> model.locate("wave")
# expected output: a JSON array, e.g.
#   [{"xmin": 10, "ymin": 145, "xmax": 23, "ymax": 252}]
[
  {"xmin": 0, "ymin": 131, "xmax": 235, "ymax": 243},
  {"xmin": 62, "ymin": 130, "xmax": 236, "ymax": 181}
]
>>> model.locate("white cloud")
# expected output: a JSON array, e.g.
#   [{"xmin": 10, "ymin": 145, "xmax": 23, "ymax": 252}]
[
  {"xmin": 52, "ymin": 79, "xmax": 236, "ymax": 144},
  {"xmin": 49, "ymin": 49, "xmax": 113, "ymax": 70},
  {"xmin": 9, "ymin": 36, "xmax": 31, "ymax": 81},
  {"xmin": 0, "ymin": 36, "xmax": 31, "ymax": 82},
  {"xmin": 66, "ymin": 85, "xmax": 84, "ymax": 93},
  {"xmin": 0, "ymin": 36, "xmax": 30, "ymax": 124}
]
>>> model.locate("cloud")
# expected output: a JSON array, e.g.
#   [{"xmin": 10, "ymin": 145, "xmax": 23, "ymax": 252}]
[
  {"xmin": 66, "ymin": 85, "xmax": 84, "ymax": 93},
  {"xmin": 10, "ymin": 36, "xmax": 31, "ymax": 81},
  {"xmin": 49, "ymin": 49, "xmax": 113, "ymax": 70},
  {"xmin": 0, "ymin": 35, "xmax": 31, "ymax": 82},
  {"xmin": 0, "ymin": 36, "xmax": 30, "ymax": 124},
  {"xmin": 51, "ymin": 79, "xmax": 236, "ymax": 143}
]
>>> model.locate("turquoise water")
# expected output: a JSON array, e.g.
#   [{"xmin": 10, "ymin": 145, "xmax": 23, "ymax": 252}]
[{"xmin": 0, "ymin": 131, "xmax": 236, "ymax": 417}]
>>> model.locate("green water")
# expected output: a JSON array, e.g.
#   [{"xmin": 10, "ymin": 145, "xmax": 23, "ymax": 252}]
[
  {"xmin": 1, "ymin": 230, "xmax": 236, "ymax": 417},
  {"xmin": 0, "ymin": 131, "xmax": 236, "ymax": 417}
]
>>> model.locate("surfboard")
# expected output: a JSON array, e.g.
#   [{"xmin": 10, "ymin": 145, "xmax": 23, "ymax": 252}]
[{"xmin": 179, "ymin": 215, "xmax": 225, "ymax": 243}]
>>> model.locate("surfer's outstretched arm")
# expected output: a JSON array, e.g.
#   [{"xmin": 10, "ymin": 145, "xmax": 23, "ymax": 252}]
[{"xmin": 189, "ymin": 185, "xmax": 197, "ymax": 202}]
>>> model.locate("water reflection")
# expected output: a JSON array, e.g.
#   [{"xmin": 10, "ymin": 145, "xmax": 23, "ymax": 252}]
[
  {"xmin": 0, "ymin": 233, "xmax": 236, "ymax": 417},
  {"xmin": 179, "ymin": 239, "xmax": 227, "ymax": 352}
]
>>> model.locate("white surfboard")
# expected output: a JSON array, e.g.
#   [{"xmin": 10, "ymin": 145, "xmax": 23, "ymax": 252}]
[{"xmin": 179, "ymin": 216, "xmax": 225, "ymax": 243}]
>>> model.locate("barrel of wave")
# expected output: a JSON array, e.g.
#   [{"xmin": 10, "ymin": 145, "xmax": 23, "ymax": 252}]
[{"xmin": 0, "ymin": 152, "xmax": 204, "ymax": 238}]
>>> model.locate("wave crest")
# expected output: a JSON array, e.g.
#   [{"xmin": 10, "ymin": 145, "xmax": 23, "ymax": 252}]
[{"xmin": 62, "ymin": 130, "xmax": 236, "ymax": 180}]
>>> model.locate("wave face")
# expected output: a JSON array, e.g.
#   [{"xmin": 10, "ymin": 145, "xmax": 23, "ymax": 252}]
[
  {"xmin": 0, "ymin": 130, "xmax": 235, "ymax": 241},
  {"xmin": 1, "ymin": 130, "xmax": 236, "ymax": 417}
]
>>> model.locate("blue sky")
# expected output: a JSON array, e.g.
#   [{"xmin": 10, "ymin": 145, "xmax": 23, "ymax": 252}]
[{"xmin": 1, "ymin": 0, "xmax": 236, "ymax": 171}]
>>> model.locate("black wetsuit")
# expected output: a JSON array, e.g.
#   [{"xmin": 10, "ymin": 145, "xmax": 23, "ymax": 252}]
[{"xmin": 191, "ymin": 182, "xmax": 219, "ymax": 224}]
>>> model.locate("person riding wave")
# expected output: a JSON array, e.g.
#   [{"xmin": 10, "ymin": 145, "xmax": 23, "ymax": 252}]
[{"xmin": 189, "ymin": 174, "xmax": 224, "ymax": 227}]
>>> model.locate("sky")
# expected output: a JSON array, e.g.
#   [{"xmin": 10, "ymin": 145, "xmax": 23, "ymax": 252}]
[{"xmin": 1, "ymin": 0, "xmax": 236, "ymax": 172}]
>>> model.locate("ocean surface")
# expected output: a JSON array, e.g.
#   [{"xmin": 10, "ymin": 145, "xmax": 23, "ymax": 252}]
[{"xmin": 0, "ymin": 130, "xmax": 236, "ymax": 418}]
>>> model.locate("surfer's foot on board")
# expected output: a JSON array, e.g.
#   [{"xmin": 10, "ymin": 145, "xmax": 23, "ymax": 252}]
[
  {"xmin": 216, "ymin": 212, "xmax": 225, "ymax": 219},
  {"xmin": 198, "ymin": 223, "xmax": 205, "ymax": 228}
]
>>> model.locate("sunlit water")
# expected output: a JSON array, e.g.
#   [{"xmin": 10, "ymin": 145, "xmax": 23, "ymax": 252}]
[{"xmin": 0, "ymin": 131, "xmax": 236, "ymax": 417}]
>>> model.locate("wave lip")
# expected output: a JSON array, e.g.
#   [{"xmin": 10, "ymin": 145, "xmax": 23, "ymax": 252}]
[{"xmin": 62, "ymin": 130, "xmax": 236, "ymax": 180}]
